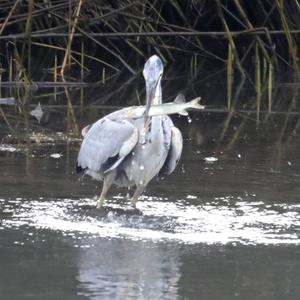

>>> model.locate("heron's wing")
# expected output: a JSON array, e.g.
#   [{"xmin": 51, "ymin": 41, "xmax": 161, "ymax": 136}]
[
  {"xmin": 77, "ymin": 117, "xmax": 138, "ymax": 173},
  {"xmin": 159, "ymin": 124, "xmax": 183, "ymax": 177}
]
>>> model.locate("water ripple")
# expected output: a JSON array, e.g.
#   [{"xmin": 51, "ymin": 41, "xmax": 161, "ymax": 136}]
[{"xmin": 1, "ymin": 196, "xmax": 300, "ymax": 245}]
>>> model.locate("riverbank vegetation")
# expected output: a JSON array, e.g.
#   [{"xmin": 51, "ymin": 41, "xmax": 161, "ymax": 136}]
[{"xmin": 0, "ymin": 1, "xmax": 300, "ymax": 136}]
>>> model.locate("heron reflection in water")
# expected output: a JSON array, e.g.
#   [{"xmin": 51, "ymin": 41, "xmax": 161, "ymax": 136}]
[{"xmin": 76, "ymin": 55, "xmax": 183, "ymax": 208}]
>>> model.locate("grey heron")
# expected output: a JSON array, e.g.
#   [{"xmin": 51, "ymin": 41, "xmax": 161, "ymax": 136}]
[{"xmin": 76, "ymin": 55, "xmax": 183, "ymax": 208}]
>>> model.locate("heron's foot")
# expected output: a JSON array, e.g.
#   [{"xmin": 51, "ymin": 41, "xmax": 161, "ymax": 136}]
[
  {"xmin": 96, "ymin": 195, "xmax": 105, "ymax": 209},
  {"xmin": 130, "ymin": 185, "xmax": 145, "ymax": 209},
  {"xmin": 130, "ymin": 196, "xmax": 139, "ymax": 209}
]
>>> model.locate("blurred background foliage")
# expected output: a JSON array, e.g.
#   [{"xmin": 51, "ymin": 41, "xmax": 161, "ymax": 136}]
[{"xmin": 1, "ymin": 0, "xmax": 300, "ymax": 134}]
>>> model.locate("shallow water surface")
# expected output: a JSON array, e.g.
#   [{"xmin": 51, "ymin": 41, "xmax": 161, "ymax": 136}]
[{"xmin": 1, "ymin": 117, "xmax": 300, "ymax": 299}]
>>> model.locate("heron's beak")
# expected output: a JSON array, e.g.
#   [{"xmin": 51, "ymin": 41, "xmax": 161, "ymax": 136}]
[{"xmin": 144, "ymin": 75, "xmax": 162, "ymax": 130}]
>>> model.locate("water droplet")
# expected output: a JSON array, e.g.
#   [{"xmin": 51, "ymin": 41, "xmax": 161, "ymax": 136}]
[
  {"xmin": 131, "ymin": 160, "xmax": 135, "ymax": 165},
  {"xmin": 132, "ymin": 152, "xmax": 135, "ymax": 156},
  {"xmin": 187, "ymin": 116, "xmax": 192, "ymax": 123},
  {"xmin": 139, "ymin": 180, "xmax": 144, "ymax": 185},
  {"xmin": 141, "ymin": 145, "xmax": 146, "ymax": 149},
  {"xmin": 204, "ymin": 156, "xmax": 218, "ymax": 163},
  {"xmin": 140, "ymin": 165, "xmax": 145, "ymax": 170},
  {"xmin": 50, "ymin": 153, "xmax": 62, "ymax": 159},
  {"xmin": 181, "ymin": 164, "xmax": 186, "ymax": 174}
]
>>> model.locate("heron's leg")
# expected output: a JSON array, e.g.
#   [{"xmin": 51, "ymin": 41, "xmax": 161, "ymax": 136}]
[
  {"xmin": 96, "ymin": 172, "xmax": 116, "ymax": 209},
  {"xmin": 130, "ymin": 185, "xmax": 145, "ymax": 208}
]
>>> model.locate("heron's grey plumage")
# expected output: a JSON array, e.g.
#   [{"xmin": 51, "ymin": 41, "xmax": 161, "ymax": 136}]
[
  {"xmin": 159, "ymin": 123, "xmax": 183, "ymax": 177},
  {"xmin": 77, "ymin": 117, "xmax": 138, "ymax": 178},
  {"xmin": 76, "ymin": 55, "xmax": 183, "ymax": 208}
]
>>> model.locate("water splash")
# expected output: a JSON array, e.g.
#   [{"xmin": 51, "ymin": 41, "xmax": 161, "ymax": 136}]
[
  {"xmin": 0, "ymin": 144, "xmax": 19, "ymax": 152},
  {"xmin": 1, "ymin": 196, "xmax": 300, "ymax": 246}
]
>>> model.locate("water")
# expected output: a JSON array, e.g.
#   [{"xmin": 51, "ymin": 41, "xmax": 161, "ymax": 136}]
[{"xmin": 1, "ymin": 115, "xmax": 300, "ymax": 299}]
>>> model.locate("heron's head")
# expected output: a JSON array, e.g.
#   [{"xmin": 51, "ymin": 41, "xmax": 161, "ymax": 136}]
[
  {"xmin": 143, "ymin": 55, "xmax": 163, "ymax": 86},
  {"xmin": 143, "ymin": 55, "xmax": 164, "ymax": 122}
]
